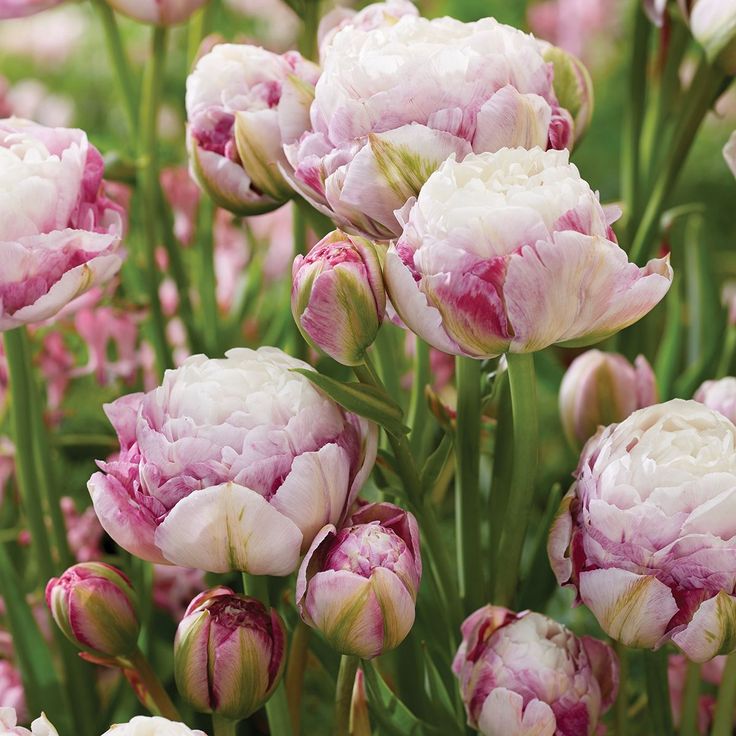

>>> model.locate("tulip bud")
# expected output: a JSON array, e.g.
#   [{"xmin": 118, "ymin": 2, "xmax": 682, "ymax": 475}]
[
  {"xmin": 292, "ymin": 231, "xmax": 386, "ymax": 366},
  {"xmin": 174, "ymin": 587, "xmax": 286, "ymax": 721},
  {"xmin": 45, "ymin": 562, "xmax": 140, "ymax": 661},
  {"xmin": 296, "ymin": 502, "xmax": 421, "ymax": 659},
  {"xmin": 540, "ymin": 44, "xmax": 594, "ymax": 145},
  {"xmin": 559, "ymin": 350, "xmax": 657, "ymax": 449},
  {"xmin": 689, "ymin": 0, "xmax": 736, "ymax": 74}
]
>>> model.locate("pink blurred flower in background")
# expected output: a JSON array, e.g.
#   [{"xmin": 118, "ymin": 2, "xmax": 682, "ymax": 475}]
[
  {"xmin": 0, "ymin": 440, "xmax": 13, "ymax": 505},
  {"xmin": 151, "ymin": 565, "xmax": 206, "ymax": 621},
  {"xmin": 0, "ymin": 0, "xmax": 62, "ymax": 20},
  {"xmin": 61, "ymin": 497, "xmax": 105, "ymax": 563},
  {"xmin": 668, "ymin": 654, "xmax": 722, "ymax": 733},
  {"xmin": 4, "ymin": 80, "xmax": 74, "ymax": 129},
  {"xmin": 385, "ymin": 147, "xmax": 672, "ymax": 358},
  {"xmin": 223, "ymin": 0, "xmax": 300, "ymax": 51},
  {"xmin": 0, "ymin": 662, "xmax": 25, "ymax": 724},
  {"xmin": 0, "ymin": 119, "xmax": 126, "ymax": 331},
  {"xmin": 105, "ymin": 0, "xmax": 208, "ymax": 25},
  {"xmin": 88, "ymin": 348, "xmax": 377, "ymax": 574},
  {"xmin": 694, "ymin": 377, "xmax": 736, "ymax": 424},
  {"xmin": 160, "ymin": 167, "xmax": 201, "ymax": 247},
  {"xmin": 724, "ymin": 130, "xmax": 736, "ymax": 178}
]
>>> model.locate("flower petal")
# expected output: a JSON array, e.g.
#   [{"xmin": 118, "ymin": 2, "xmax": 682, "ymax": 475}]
[
  {"xmin": 671, "ymin": 591, "xmax": 736, "ymax": 663},
  {"xmin": 476, "ymin": 688, "xmax": 556, "ymax": 736}
]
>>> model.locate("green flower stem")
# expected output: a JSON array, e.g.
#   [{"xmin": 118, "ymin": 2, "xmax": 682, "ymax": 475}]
[
  {"xmin": 629, "ymin": 59, "xmax": 727, "ymax": 264},
  {"xmin": 285, "ymin": 620, "xmax": 311, "ymax": 734},
  {"xmin": 678, "ymin": 661, "xmax": 701, "ymax": 736},
  {"xmin": 138, "ymin": 26, "xmax": 174, "ymax": 375},
  {"xmin": 717, "ymin": 324, "xmax": 736, "ymax": 378},
  {"xmin": 353, "ymin": 361, "xmax": 463, "ymax": 633},
  {"xmin": 197, "ymin": 197, "xmax": 221, "ymax": 356},
  {"xmin": 644, "ymin": 649, "xmax": 673, "ymax": 735},
  {"xmin": 614, "ymin": 641, "xmax": 628, "ymax": 736},
  {"xmin": 128, "ymin": 648, "xmax": 181, "ymax": 721},
  {"xmin": 291, "ymin": 202, "xmax": 311, "ymax": 360},
  {"xmin": 243, "ymin": 574, "xmax": 294, "ymax": 736},
  {"xmin": 408, "ymin": 339, "xmax": 431, "ymax": 459},
  {"xmin": 454, "ymin": 356, "xmax": 484, "ymax": 614},
  {"xmin": 333, "ymin": 655, "xmax": 360, "ymax": 736},
  {"xmin": 93, "ymin": 0, "xmax": 138, "ymax": 143},
  {"xmin": 211, "ymin": 715, "xmax": 238, "ymax": 736},
  {"xmin": 187, "ymin": 0, "xmax": 219, "ymax": 67},
  {"xmin": 299, "ymin": 0, "xmax": 321, "ymax": 60},
  {"xmin": 494, "ymin": 352, "xmax": 538, "ymax": 608},
  {"xmin": 621, "ymin": 2, "xmax": 651, "ymax": 247},
  {"xmin": 712, "ymin": 653, "xmax": 736, "ymax": 735}
]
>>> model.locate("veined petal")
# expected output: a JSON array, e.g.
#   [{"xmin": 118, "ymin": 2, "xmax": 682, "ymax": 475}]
[
  {"xmin": 476, "ymin": 689, "xmax": 556, "ymax": 736},
  {"xmin": 672, "ymin": 591, "xmax": 736, "ymax": 663},
  {"xmin": 369, "ymin": 567, "xmax": 415, "ymax": 654}
]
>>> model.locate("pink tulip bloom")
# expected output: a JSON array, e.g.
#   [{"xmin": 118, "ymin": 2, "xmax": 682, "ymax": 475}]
[
  {"xmin": 0, "ymin": 119, "xmax": 125, "ymax": 331},
  {"xmin": 549, "ymin": 399, "xmax": 736, "ymax": 662},
  {"xmin": 285, "ymin": 15, "xmax": 582, "ymax": 240},
  {"xmin": 160, "ymin": 167, "xmax": 200, "ymax": 248},
  {"xmin": 296, "ymin": 502, "xmax": 421, "ymax": 659},
  {"xmin": 105, "ymin": 0, "xmax": 207, "ymax": 25},
  {"xmin": 385, "ymin": 147, "xmax": 672, "ymax": 358},
  {"xmin": 453, "ymin": 606, "xmax": 618, "ymax": 736},
  {"xmin": 560, "ymin": 350, "xmax": 658, "ymax": 449},
  {"xmin": 0, "ymin": 0, "xmax": 62, "ymax": 20},
  {"xmin": 186, "ymin": 44, "xmax": 319, "ymax": 215},
  {"xmin": 88, "ymin": 347, "xmax": 377, "ymax": 574},
  {"xmin": 174, "ymin": 587, "xmax": 286, "ymax": 720}
]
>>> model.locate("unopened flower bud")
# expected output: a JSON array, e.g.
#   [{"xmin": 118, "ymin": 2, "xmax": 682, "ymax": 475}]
[
  {"xmin": 296, "ymin": 502, "xmax": 421, "ymax": 659},
  {"xmin": 559, "ymin": 350, "xmax": 657, "ymax": 449},
  {"xmin": 45, "ymin": 562, "xmax": 139, "ymax": 661},
  {"xmin": 292, "ymin": 231, "xmax": 386, "ymax": 366},
  {"xmin": 174, "ymin": 587, "xmax": 286, "ymax": 721},
  {"xmin": 689, "ymin": 0, "xmax": 736, "ymax": 74}
]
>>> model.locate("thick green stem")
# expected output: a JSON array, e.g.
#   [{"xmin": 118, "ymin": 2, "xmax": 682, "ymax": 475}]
[
  {"xmin": 243, "ymin": 575, "xmax": 293, "ymax": 736},
  {"xmin": 197, "ymin": 197, "xmax": 220, "ymax": 356},
  {"xmin": 494, "ymin": 352, "xmax": 538, "ymax": 608},
  {"xmin": 93, "ymin": 0, "xmax": 137, "ymax": 142},
  {"xmin": 285, "ymin": 620, "xmax": 311, "ymax": 734},
  {"xmin": 717, "ymin": 324, "xmax": 736, "ymax": 378},
  {"xmin": 299, "ymin": 0, "xmax": 320, "ymax": 60},
  {"xmin": 212, "ymin": 715, "xmax": 238, "ymax": 736},
  {"xmin": 712, "ymin": 653, "xmax": 736, "ymax": 735},
  {"xmin": 629, "ymin": 60, "xmax": 727, "ymax": 264},
  {"xmin": 128, "ymin": 648, "xmax": 181, "ymax": 721},
  {"xmin": 621, "ymin": 3, "xmax": 651, "ymax": 247},
  {"xmin": 454, "ymin": 356, "xmax": 483, "ymax": 614},
  {"xmin": 333, "ymin": 656, "xmax": 360, "ymax": 736},
  {"xmin": 614, "ymin": 641, "xmax": 628, "ymax": 736},
  {"xmin": 187, "ymin": 0, "xmax": 219, "ymax": 66},
  {"xmin": 644, "ymin": 649, "xmax": 673, "ymax": 735},
  {"xmin": 678, "ymin": 661, "xmax": 701, "ymax": 736},
  {"xmin": 408, "ymin": 339, "xmax": 431, "ymax": 459},
  {"xmin": 138, "ymin": 27, "xmax": 173, "ymax": 375}
]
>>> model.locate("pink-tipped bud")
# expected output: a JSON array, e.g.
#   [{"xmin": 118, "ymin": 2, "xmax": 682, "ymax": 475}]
[
  {"xmin": 559, "ymin": 350, "xmax": 657, "ymax": 449},
  {"xmin": 174, "ymin": 587, "xmax": 286, "ymax": 720},
  {"xmin": 292, "ymin": 230, "xmax": 386, "ymax": 366},
  {"xmin": 296, "ymin": 502, "xmax": 421, "ymax": 659},
  {"xmin": 45, "ymin": 562, "xmax": 139, "ymax": 660}
]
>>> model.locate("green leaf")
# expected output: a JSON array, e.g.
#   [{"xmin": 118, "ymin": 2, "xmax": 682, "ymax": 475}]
[
  {"xmin": 421, "ymin": 645, "xmax": 464, "ymax": 735},
  {"xmin": 419, "ymin": 433, "xmax": 454, "ymax": 497},
  {"xmin": 363, "ymin": 661, "xmax": 436, "ymax": 736},
  {"xmin": 292, "ymin": 369, "xmax": 410, "ymax": 437}
]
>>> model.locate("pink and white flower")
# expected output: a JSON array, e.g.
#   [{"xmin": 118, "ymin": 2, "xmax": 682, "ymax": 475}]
[
  {"xmin": 105, "ymin": 0, "xmax": 207, "ymax": 25},
  {"xmin": 88, "ymin": 347, "xmax": 377, "ymax": 574},
  {"xmin": 285, "ymin": 15, "xmax": 583, "ymax": 239},
  {"xmin": 0, "ymin": 708, "xmax": 57, "ymax": 736},
  {"xmin": 186, "ymin": 44, "xmax": 319, "ymax": 215},
  {"xmin": 0, "ymin": 0, "xmax": 62, "ymax": 20},
  {"xmin": 385, "ymin": 147, "xmax": 672, "ymax": 358},
  {"xmin": 694, "ymin": 377, "xmax": 736, "ymax": 424},
  {"xmin": 0, "ymin": 119, "xmax": 125, "ymax": 331},
  {"xmin": 453, "ymin": 606, "xmax": 618, "ymax": 736},
  {"xmin": 549, "ymin": 399, "xmax": 736, "ymax": 662},
  {"xmin": 101, "ymin": 717, "xmax": 205, "ymax": 735}
]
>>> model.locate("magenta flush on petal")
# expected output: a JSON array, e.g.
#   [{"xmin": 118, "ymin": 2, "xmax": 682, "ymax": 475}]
[
  {"xmin": 452, "ymin": 606, "xmax": 619, "ymax": 736},
  {"xmin": 174, "ymin": 587, "xmax": 286, "ymax": 720},
  {"xmin": 87, "ymin": 347, "xmax": 377, "ymax": 574},
  {"xmin": 0, "ymin": 0, "xmax": 62, "ymax": 19},
  {"xmin": 0, "ymin": 118, "xmax": 125, "ymax": 331},
  {"xmin": 384, "ymin": 147, "xmax": 673, "ymax": 358},
  {"xmin": 284, "ymin": 14, "xmax": 585, "ymax": 240},
  {"xmin": 296, "ymin": 502, "xmax": 421, "ymax": 659},
  {"xmin": 548, "ymin": 399, "xmax": 736, "ymax": 663},
  {"xmin": 186, "ymin": 43, "xmax": 319, "ymax": 215},
  {"xmin": 105, "ymin": 0, "xmax": 207, "ymax": 25},
  {"xmin": 559, "ymin": 350, "xmax": 657, "ymax": 449}
]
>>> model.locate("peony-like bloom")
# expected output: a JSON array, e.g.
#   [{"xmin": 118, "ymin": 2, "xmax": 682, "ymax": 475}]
[
  {"xmin": 292, "ymin": 230, "xmax": 386, "ymax": 366},
  {"xmin": 384, "ymin": 147, "xmax": 673, "ymax": 358},
  {"xmin": 101, "ymin": 717, "xmax": 205, "ymax": 735},
  {"xmin": 285, "ymin": 15, "xmax": 584, "ymax": 240},
  {"xmin": 694, "ymin": 377, "xmax": 736, "ymax": 424},
  {"xmin": 689, "ymin": 0, "xmax": 736, "ymax": 73},
  {"xmin": 317, "ymin": 0, "xmax": 419, "ymax": 61},
  {"xmin": 296, "ymin": 502, "xmax": 421, "ymax": 659},
  {"xmin": 46, "ymin": 562, "xmax": 140, "ymax": 661},
  {"xmin": 724, "ymin": 130, "xmax": 736, "ymax": 179},
  {"xmin": 88, "ymin": 347, "xmax": 377, "ymax": 575},
  {"xmin": 0, "ymin": 0, "xmax": 62, "ymax": 20},
  {"xmin": 186, "ymin": 44, "xmax": 319, "ymax": 215},
  {"xmin": 0, "ymin": 119, "xmax": 125, "ymax": 331},
  {"xmin": 452, "ymin": 606, "xmax": 618, "ymax": 736},
  {"xmin": 105, "ymin": 0, "xmax": 207, "ymax": 25},
  {"xmin": 559, "ymin": 350, "xmax": 657, "ymax": 449},
  {"xmin": 174, "ymin": 587, "xmax": 285, "ymax": 720},
  {"xmin": 549, "ymin": 399, "xmax": 736, "ymax": 662}
]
